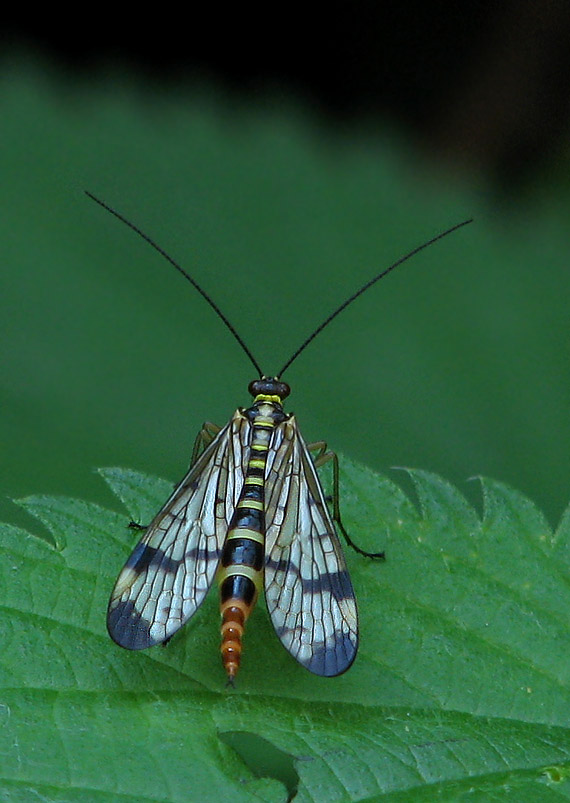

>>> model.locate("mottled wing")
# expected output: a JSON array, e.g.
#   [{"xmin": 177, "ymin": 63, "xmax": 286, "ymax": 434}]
[
  {"xmin": 264, "ymin": 417, "xmax": 358, "ymax": 676},
  {"xmin": 107, "ymin": 409, "xmax": 250, "ymax": 649}
]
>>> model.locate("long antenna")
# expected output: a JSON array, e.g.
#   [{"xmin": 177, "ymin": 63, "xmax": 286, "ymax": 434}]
[
  {"xmin": 277, "ymin": 218, "xmax": 473, "ymax": 378},
  {"xmin": 85, "ymin": 191, "xmax": 263, "ymax": 377}
]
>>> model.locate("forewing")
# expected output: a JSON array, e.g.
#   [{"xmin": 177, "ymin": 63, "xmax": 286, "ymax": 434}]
[
  {"xmin": 264, "ymin": 418, "xmax": 358, "ymax": 676},
  {"xmin": 107, "ymin": 410, "xmax": 249, "ymax": 649}
]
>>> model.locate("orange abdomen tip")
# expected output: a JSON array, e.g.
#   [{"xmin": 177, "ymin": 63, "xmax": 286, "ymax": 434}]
[{"xmin": 220, "ymin": 603, "xmax": 248, "ymax": 682}]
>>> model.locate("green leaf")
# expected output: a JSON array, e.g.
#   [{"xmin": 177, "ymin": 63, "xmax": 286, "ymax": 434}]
[{"xmin": 2, "ymin": 460, "xmax": 570, "ymax": 801}]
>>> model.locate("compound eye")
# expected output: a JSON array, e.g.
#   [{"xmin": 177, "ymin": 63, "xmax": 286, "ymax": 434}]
[{"xmin": 248, "ymin": 379, "xmax": 263, "ymax": 397}]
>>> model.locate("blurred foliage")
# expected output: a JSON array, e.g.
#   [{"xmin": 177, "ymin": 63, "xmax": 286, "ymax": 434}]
[
  {"xmin": 1, "ymin": 53, "xmax": 570, "ymax": 536},
  {"xmin": 6, "ymin": 2, "xmax": 570, "ymax": 186}
]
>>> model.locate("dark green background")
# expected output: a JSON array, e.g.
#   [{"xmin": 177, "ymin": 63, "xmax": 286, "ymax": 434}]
[{"xmin": 2, "ymin": 55, "xmax": 570, "ymax": 532}]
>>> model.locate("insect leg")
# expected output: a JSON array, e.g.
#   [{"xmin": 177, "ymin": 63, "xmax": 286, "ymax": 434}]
[
  {"xmin": 127, "ymin": 422, "xmax": 223, "ymax": 531},
  {"xmin": 189, "ymin": 422, "xmax": 221, "ymax": 467},
  {"xmin": 307, "ymin": 441, "xmax": 385, "ymax": 560}
]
